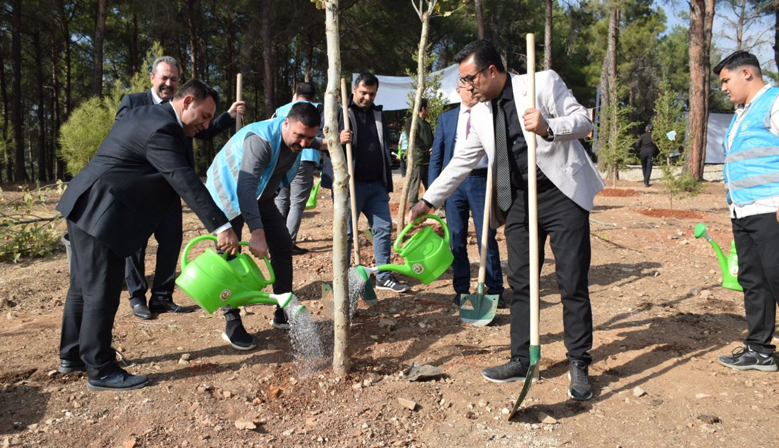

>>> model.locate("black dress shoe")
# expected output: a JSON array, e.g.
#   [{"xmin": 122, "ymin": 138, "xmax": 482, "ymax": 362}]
[
  {"xmin": 291, "ymin": 245, "xmax": 309, "ymax": 255},
  {"xmin": 87, "ymin": 368, "xmax": 149, "ymax": 391},
  {"xmin": 132, "ymin": 303, "xmax": 153, "ymax": 320},
  {"xmin": 58, "ymin": 359, "xmax": 87, "ymax": 374},
  {"xmin": 149, "ymin": 300, "xmax": 195, "ymax": 314}
]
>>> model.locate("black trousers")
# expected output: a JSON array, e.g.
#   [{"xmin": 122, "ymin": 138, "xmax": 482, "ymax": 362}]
[
  {"xmin": 505, "ymin": 185, "xmax": 593, "ymax": 365},
  {"xmin": 60, "ymin": 221, "xmax": 125, "ymax": 379},
  {"xmin": 639, "ymin": 153, "xmax": 654, "ymax": 186},
  {"xmin": 732, "ymin": 212, "xmax": 779, "ymax": 354},
  {"xmin": 222, "ymin": 199, "xmax": 293, "ymax": 316},
  {"xmin": 125, "ymin": 202, "xmax": 183, "ymax": 305}
]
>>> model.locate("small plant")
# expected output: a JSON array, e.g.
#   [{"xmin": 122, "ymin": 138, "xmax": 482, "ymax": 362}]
[
  {"xmin": 591, "ymin": 82, "xmax": 639, "ymax": 187},
  {"xmin": 0, "ymin": 182, "xmax": 65, "ymax": 262},
  {"xmin": 406, "ymin": 44, "xmax": 448, "ymax": 133}
]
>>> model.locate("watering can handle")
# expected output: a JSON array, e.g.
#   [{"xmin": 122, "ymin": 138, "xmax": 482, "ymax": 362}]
[
  {"xmin": 180, "ymin": 235, "xmax": 273, "ymax": 283},
  {"xmin": 180, "ymin": 234, "xmax": 217, "ymax": 271},
  {"xmin": 237, "ymin": 241, "xmax": 275, "ymax": 285},
  {"xmin": 393, "ymin": 214, "xmax": 450, "ymax": 253}
]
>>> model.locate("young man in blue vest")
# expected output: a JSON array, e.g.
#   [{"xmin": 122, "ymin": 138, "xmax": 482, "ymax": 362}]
[
  {"xmin": 715, "ymin": 51, "xmax": 779, "ymax": 372},
  {"xmin": 206, "ymin": 102, "xmax": 324, "ymax": 350}
]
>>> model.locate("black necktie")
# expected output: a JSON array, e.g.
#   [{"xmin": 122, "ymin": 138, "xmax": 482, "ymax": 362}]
[{"xmin": 494, "ymin": 101, "xmax": 513, "ymax": 211}]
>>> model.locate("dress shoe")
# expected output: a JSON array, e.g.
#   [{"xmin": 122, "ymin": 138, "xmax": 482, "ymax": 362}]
[
  {"xmin": 87, "ymin": 368, "xmax": 149, "ymax": 391},
  {"xmin": 149, "ymin": 299, "xmax": 195, "ymax": 314},
  {"xmin": 131, "ymin": 303, "xmax": 153, "ymax": 320},
  {"xmin": 58, "ymin": 359, "xmax": 87, "ymax": 374},
  {"xmin": 291, "ymin": 244, "xmax": 309, "ymax": 255}
]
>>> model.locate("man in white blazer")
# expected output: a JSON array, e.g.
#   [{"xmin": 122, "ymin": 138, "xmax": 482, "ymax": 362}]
[{"xmin": 410, "ymin": 40, "xmax": 604, "ymax": 401}]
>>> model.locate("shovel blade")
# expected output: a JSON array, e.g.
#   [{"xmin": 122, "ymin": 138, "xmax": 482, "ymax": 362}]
[
  {"xmin": 459, "ymin": 292, "xmax": 499, "ymax": 327},
  {"xmin": 507, "ymin": 362, "xmax": 538, "ymax": 420}
]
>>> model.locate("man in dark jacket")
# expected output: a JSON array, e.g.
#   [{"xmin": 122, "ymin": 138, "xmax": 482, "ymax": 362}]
[
  {"xmin": 633, "ymin": 124, "xmax": 658, "ymax": 187},
  {"xmin": 57, "ymin": 79, "xmax": 239, "ymax": 391},
  {"xmin": 405, "ymin": 98, "xmax": 433, "ymax": 206},
  {"xmin": 116, "ymin": 56, "xmax": 245, "ymax": 320}
]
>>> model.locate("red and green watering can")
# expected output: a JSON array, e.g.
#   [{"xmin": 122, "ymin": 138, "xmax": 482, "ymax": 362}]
[{"xmin": 175, "ymin": 235, "xmax": 306, "ymax": 314}]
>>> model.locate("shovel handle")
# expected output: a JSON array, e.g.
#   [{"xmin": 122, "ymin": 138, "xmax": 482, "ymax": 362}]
[{"xmin": 393, "ymin": 214, "xmax": 450, "ymax": 253}]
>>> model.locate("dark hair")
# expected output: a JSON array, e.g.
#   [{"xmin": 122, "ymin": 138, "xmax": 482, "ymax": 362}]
[
  {"xmin": 174, "ymin": 79, "xmax": 219, "ymax": 109},
  {"xmin": 420, "ymin": 98, "xmax": 428, "ymax": 109},
  {"xmin": 454, "ymin": 40, "xmax": 505, "ymax": 73},
  {"xmin": 645, "ymin": 124, "xmax": 653, "ymax": 132},
  {"xmin": 714, "ymin": 50, "xmax": 762, "ymax": 76},
  {"xmin": 151, "ymin": 56, "xmax": 180, "ymax": 74},
  {"xmin": 354, "ymin": 73, "xmax": 379, "ymax": 89},
  {"xmin": 287, "ymin": 102, "xmax": 321, "ymax": 128},
  {"xmin": 295, "ymin": 82, "xmax": 316, "ymax": 101}
]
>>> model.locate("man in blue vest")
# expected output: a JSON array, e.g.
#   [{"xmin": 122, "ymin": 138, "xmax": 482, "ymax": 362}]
[
  {"xmin": 274, "ymin": 82, "xmax": 323, "ymax": 255},
  {"xmin": 429, "ymin": 80, "xmax": 504, "ymax": 307},
  {"xmin": 206, "ymin": 102, "xmax": 324, "ymax": 350},
  {"xmin": 714, "ymin": 50, "xmax": 779, "ymax": 372}
]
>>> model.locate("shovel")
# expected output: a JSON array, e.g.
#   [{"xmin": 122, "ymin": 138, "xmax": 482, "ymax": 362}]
[
  {"xmin": 459, "ymin": 160, "xmax": 499, "ymax": 326},
  {"xmin": 509, "ymin": 33, "xmax": 540, "ymax": 420}
]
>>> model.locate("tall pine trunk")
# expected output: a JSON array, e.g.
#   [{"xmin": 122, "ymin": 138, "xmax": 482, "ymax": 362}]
[
  {"xmin": 687, "ymin": 0, "xmax": 714, "ymax": 181},
  {"xmin": 187, "ymin": 0, "xmax": 199, "ymax": 79},
  {"xmin": 261, "ymin": 0, "xmax": 275, "ymax": 118},
  {"xmin": 474, "ymin": 0, "xmax": 486, "ymax": 40},
  {"xmin": 12, "ymin": 0, "xmax": 27, "ymax": 182},
  {"xmin": 34, "ymin": 30, "xmax": 46, "ymax": 182},
  {"xmin": 544, "ymin": 0, "xmax": 553, "ymax": 71},
  {"xmin": 323, "ymin": 0, "xmax": 351, "ymax": 377},
  {"xmin": 597, "ymin": 5, "xmax": 619, "ymax": 183},
  {"xmin": 91, "ymin": 0, "xmax": 106, "ymax": 97}
]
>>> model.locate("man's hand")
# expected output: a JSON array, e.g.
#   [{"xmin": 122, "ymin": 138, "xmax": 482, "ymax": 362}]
[
  {"xmin": 217, "ymin": 229, "xmax": 239, "ymax": 255},
  {"xmin": 340, "ymin": 129, "xmax": 353, "ymax": 145},
  {"xmin": 228, "ymin": 101, "xmax": 247, "ymax": 119},
  {"xmin": 248, "ymin": 228, "xmax": 269, "ymax": 259},
  {"xmin": 409, "ymin": 200, "xmax": 432, "ymax": 223},
  {"xmin": 523, "ymin": 108, "xmax": 549, "ymax": 137}
]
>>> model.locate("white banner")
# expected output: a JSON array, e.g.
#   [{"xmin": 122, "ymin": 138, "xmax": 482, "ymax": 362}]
[{"xmin": 352, "ymin": 65, "xmax": 462, "ymax": 111}]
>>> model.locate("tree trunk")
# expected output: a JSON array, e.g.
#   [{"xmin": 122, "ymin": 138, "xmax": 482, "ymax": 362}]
[
  {"xmin": 0, "ymin": 38, "xmax": 10, "ymax": 181},
  {"xmin": 130, "ymin": 11, "xmax": 138, "ymax": 75},
  {"xmin": 474, "ymin": 0, "xmax": 486, "ymax": 40},
  {"xmin": 597, "ymin": 5, "xmax": 619, "ymax": 181},
  {"xmin": 736, "ymin": 0, "xmax": 746, "ymax": 51},
  {"xmin": 305, "ymin": 30, "xmax": 314, "ymax": 82},
  {"xmin": 544, "ymin": 0, "xmax": 553, "ymax": 71},
  {"xmin": 57, "ymin": 0, "xmax": 72, "ymax": 121},
  {"xmin": 12, "ymin": 0, "xmax": 27, "ymax": 182},
  {"xmin": 51, "ymin": 35, "xmax": 61, "ymax": 181},
  {"xmin": 324, "ymin": 0, "xmax": 351, "ymax": 377},
  {"xmin": 92, "ymin": 0, "xmax": 107, "ymax": 97},
  {"xmin": 397, "ymin": 8, "xmax": 432, "ymax": 230},
  {"xmin": 775, "ymin": 0, "xmax": 779, "ymax": 70},
  {"xmin": 187, "ymin": 0, "xmax": 198, "ymax": 79},
  {"xmin": 34, "ymin": 30, "xmax": 46, "ymax": 182},
  {"xmin": 687, "ymin": 0, "xmax": 714, "ymax": 181},
  {"xmin": 261, "ymin": 0, "xmax": 275, "ymax": 118}
]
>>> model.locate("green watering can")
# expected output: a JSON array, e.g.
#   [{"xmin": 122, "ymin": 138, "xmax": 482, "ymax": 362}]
[
  {"xmin": 694, "ymin": 223, "xmax": 743, "ymax": 292},
  {"xmin": 360, "ymin": 214, "xmax": 453, "ymax": 284},
  {"xmin": 306, "ymin": 180, "xmax": 321, "ymax": 210},
  {"xmin": 175, "ymin": 235, "xmax": 305, "ymax": 314}
]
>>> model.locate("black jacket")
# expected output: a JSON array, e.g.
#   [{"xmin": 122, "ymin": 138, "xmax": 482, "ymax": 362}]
[{"xmin": 57, "ymin": 103, "xmax": 228, "ymax": 256}]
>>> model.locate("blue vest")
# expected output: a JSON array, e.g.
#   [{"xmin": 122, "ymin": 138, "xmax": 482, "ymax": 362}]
[
  {"xmin": 723, "ymin": 87, "xmax": 779, "ymax": 205},
  {"xmin": 275, "ymin": 100, "xmax": 320, "ymax": 165},
  {"xmin": 206, "ymin": 118, "xmax": 300, "ymax": 220}
]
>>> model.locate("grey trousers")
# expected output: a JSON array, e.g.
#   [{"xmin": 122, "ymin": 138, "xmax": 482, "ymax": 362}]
[{"xmin": 275, "ymin": 161, "xmax": 316, "ymax": 244}]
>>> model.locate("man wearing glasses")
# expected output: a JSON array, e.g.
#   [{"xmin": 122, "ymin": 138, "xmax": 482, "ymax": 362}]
[{"xmin": 410, "ymin": 40, "xmax": 603, "ymax": 401}]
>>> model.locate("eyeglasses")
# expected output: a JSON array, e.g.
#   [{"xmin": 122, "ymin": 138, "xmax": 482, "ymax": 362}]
[{"xmin": 459, "ymin": 66, "xmax": 488, "ymax": 86}]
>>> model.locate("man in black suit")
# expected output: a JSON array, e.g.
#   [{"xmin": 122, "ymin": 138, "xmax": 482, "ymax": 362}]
[
  {"xmin": 57, "ymin": 79, "xmax": 239, "ymax": 391},
  {"xmin": 116, "ymin": 56, "xmax": 246, "ymax": 320}
]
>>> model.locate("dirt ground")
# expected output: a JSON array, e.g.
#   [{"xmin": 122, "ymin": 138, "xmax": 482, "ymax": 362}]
[{"xmin": 1, "ymin": 169, "xmax": 778, "ymax": 448}]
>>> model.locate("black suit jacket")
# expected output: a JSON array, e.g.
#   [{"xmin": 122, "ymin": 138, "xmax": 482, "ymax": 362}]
[
  {"xmin": 57, "ymin": 103, "xmax": 229, "ymax": 257},
  {"xmin": 116, "ymin": 91, "xmax": 235, "ymax": 152}
]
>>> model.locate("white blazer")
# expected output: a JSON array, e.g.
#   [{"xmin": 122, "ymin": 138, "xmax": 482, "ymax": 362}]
[{"xmin": 422, "ymin": 70, "xmax": 605, "ymax": 227}]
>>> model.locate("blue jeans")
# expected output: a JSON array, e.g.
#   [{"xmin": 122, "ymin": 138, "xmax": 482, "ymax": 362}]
[
  {"xmin": 347, "ymin": 180, "xmax": 393, "ymax": 281},
  {"xmin": 446, "ymin": 174, "xmax": 504, "ymax": 295}
]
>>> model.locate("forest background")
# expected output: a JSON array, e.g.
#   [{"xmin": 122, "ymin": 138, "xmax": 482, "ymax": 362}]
[{"xmin": 0, "ymin": 0, "xmax": 777, "ymax": 184}]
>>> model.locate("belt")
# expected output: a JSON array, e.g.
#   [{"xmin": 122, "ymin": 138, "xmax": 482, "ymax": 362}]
[{"xmin": 469, "ymin": 168, "xmax": 488, "ymax": 177}]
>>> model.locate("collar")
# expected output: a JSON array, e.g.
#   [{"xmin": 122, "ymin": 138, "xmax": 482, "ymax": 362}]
[
  {"xmin": 169, "ymin": 102, "xmax": 183, "ymax": 129},
  {"xmin": 459, "ymin": 103, "xmax": 472, "ymax": 115},
  {"xmin": 150, "ymin": 88, "xmax": 165, "ymax": 105}
]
